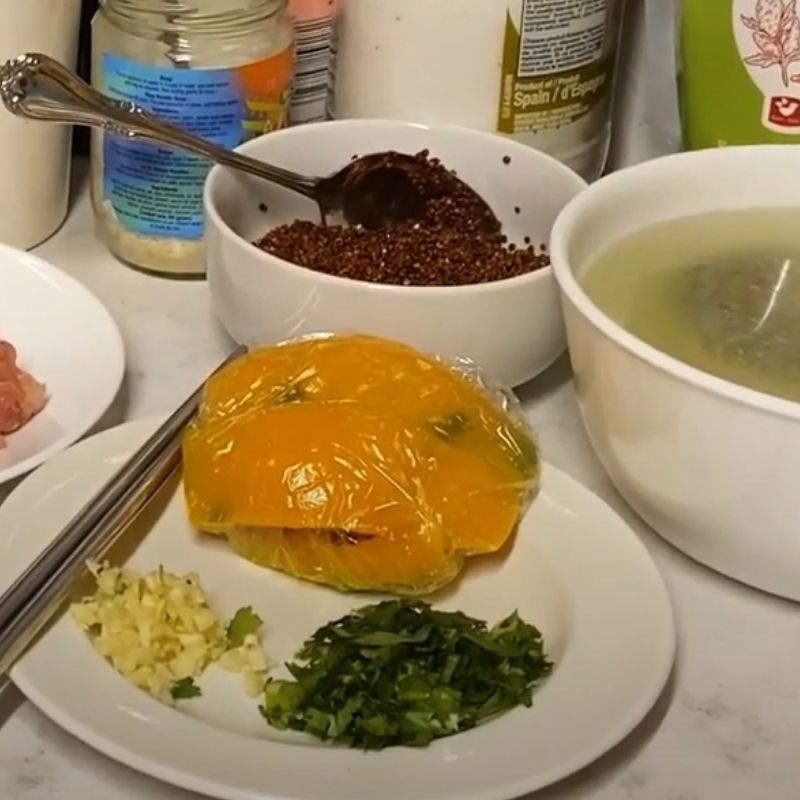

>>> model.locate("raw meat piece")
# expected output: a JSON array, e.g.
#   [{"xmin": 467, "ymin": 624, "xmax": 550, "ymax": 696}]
[{"xmin": 0, "ymin": 340, "xmax": 46, "ymax": 448}]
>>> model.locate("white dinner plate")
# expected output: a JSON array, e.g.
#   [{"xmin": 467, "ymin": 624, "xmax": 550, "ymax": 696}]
[
  {"xmin": 0, "ymin": 244, "xmax": 125, "ymax": 483},
  {"xmin": 2, "ymin": 418, "xmax": 675, "ymax": 800}
]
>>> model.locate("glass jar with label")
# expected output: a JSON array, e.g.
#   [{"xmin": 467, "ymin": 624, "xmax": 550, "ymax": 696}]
[
  {"xmin": 334, "ymin": 0, "xmax": 626, "ymax": 181},
  {"xmin": 91, "ymin": 0, "xmax": 294, "ymax": 276}
]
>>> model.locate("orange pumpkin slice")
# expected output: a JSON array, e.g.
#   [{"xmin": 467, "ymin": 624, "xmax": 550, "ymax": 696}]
[{"xmin": 183, "ymin": 334, "xmax": 538, "ymax": 594}]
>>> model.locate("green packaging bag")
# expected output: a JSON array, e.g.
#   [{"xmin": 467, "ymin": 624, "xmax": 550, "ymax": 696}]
[{"xmin": 680, "ymin": 0, "xmax": 800, "ymax": 148}]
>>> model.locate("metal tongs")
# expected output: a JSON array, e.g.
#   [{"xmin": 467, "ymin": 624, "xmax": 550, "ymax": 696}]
[{"xmin": 0, "ymin": 347, "xmax": 246, "ymax": 689}]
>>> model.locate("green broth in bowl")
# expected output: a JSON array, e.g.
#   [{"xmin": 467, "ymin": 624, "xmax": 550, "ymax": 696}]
[{"xmin": 580, "ymin": 207, "xmax": 800, "ymax": 404}]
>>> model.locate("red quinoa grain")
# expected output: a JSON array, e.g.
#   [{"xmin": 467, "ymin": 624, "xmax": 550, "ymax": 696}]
[{"xmin": 254, "ymin": 150, "xmax": 550, "ymax": 287}]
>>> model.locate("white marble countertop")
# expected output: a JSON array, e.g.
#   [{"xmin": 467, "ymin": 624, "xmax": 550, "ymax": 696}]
[{"xmin": 2, "ymin": 6, "xmax": 799, "ymax": 798}]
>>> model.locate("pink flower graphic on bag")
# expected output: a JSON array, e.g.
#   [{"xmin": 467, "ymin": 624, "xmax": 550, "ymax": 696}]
[{"xmin": 741, "ymin": 0, "xmax": 800, "ymax": 86}]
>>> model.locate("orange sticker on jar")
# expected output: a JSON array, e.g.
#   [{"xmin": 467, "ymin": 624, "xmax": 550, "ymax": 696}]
[{"xmin": 237, "ymin": 46, "xmax": 294, "ymax": 135}]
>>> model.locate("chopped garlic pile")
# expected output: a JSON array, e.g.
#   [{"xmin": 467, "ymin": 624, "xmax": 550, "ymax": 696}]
[{"xmin": 71, "ymin": 562, "xmax": 269, "ymax": 704}]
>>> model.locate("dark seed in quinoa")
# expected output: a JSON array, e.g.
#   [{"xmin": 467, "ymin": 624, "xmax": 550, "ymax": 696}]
[{"xmin": 254, "ymin": 150, "xmax": 549, "ymax": 287}]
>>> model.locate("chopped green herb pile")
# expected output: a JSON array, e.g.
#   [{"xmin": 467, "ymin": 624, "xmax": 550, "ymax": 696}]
[
  {"xmin": 170, "ymin": 677, "xmax": 202, "ymax": 700},
  {"xmin": 260, "ymin": 600, "xmax": 552, "ymax": 750}
]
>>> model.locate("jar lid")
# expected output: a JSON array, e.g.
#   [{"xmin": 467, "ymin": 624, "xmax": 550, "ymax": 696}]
[{"xmin": 101, "ymin": 0, "xmax": 288, "ymax": 35}]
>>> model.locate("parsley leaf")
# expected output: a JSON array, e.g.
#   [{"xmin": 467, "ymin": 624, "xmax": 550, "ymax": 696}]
[
  {"xmin": 226, "ymin": 606, "xmax": 263, "ymax": 648},
  {"xmin": 170, "ymin": 677, "xmax": 202, "ymax": 700},
  {"xmin": 260, "ymin": 600, "xmax": 552, "ymax": 750}
]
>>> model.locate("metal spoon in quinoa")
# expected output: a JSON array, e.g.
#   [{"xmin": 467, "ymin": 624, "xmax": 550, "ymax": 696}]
[{"xmin": 0, "ymin": 52, "xmax": 501, "ymax": 232}]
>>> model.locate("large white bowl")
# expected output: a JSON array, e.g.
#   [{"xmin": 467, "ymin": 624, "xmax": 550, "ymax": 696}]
[
  {"xmin": 204, "ymin": 120, "xmax": 586, "ymax": 387},
  {"xmin": 550, "ymin": 145, "xmax": 800, "ymax": 601}
]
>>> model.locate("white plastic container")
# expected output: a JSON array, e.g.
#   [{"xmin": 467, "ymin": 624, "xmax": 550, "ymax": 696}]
[
  {"xmin": 333, "ymin": 0, "xmax": 626, "ymax": 181},
  {"xmin": 0, "ymin": 0, "xmax": 82, "ymax": 250}
]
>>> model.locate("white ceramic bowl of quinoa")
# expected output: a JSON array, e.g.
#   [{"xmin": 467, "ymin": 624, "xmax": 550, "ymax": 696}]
[{"xmin": 204, "ymin": 120, "xmax": 586, "ymax": 388}]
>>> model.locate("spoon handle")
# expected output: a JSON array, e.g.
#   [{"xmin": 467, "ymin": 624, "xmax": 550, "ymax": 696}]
[{"xmin": 0, "ymin": 52, "xmax": 317, "ymax": 198}]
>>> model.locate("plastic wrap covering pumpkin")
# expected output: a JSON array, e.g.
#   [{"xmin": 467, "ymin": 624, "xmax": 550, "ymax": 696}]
[{"xmin": 183, "ymin": 335, "xmax": 539, "ymax": 595}]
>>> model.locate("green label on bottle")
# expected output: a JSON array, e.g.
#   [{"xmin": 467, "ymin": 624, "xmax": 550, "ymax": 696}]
[{"xmin": 680, "ymin": 0, "xmax": 800, "ymax": 148}]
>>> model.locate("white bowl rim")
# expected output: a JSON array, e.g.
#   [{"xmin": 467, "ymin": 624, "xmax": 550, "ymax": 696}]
[
  {"xmin": 204, "ymin": 119, "xmax": 587, "ymax": 296},
  {"xmin": 550, "ymin": 144, "xmax": 800, "ymax": 423}
]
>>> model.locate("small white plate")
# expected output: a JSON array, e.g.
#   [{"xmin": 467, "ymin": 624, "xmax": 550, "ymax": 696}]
[
  {"xmin": 2, "ymin": 418, "xmax": 675, "ymax": 800},
  {"xmin": 0, "ymin": 244, "xmax": 125, "ymax": 483}
]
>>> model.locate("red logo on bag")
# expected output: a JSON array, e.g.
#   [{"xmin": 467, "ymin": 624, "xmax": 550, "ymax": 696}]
[{"xmin": 768, "ymin": 96, "xmax": 800, "ymax": 127}]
